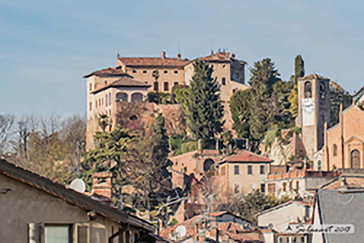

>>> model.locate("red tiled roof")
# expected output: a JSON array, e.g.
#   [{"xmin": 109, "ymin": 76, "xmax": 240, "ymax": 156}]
[
  {"xmin": 83, "ymin": 67, "xmax": 125, "ymax": 78},
  {"xmin": 198, "ymin": 53, "xmax": 231, "ymax": 62},
  {"xmin": 118, "ymin": 57, "xmax": 188, "ymax": 67},
  {"xmin": 224, "ymin": 150, "xmax": 274, "ymax": 163},
  {"xmin": 321, "ymin": 175, "xmax": 364, "ymax": 189},
  {"xmin": 91, "ymin": 76, "xmax": 151, "ymax": 94}
]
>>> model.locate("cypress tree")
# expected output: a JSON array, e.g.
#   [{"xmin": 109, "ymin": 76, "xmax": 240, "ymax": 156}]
[
  {"xmin": 294, "ymin": 55, "xmax": 305, "ymax": 85},
  {"xmin": 152, "ymin": 113, "xmax": 170, "ymax": 163},
  {"xmin": 289, "ymin": 55, "xmax": 305, "ymax": 119},
  {"xmin": 249, "ymin": 58, "xmax": 280, "ymax": 143},
  {"xmin": 185, "ymin": 60, "xmax": 224, "ymax": 146}
]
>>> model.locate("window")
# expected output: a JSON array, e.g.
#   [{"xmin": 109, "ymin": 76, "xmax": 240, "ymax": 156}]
[
  {"xmin": 45, "ymin": 225, "xmax": 71, "ymax": 243},
  {"xmin": 247, "ymin": 165, "xmax": 252, "ymax": 175},
  {"xmin": 233, "ymin": 88, "xmax": 237, "ymax": 93},
  {"xmin": 174, "ymin": 82, "xmax": 179, "ymax": 87},
  {"xmin": 234, "ymin": 165, "xmax": 239, "ymax": 175},
  {"xmin": 304, "ymin": 81, "xmax": 312, "ymax": 98},
  {"xmin": 89, "ymin": 102, "xmax": 92, "ymax": 111},
  {"xmin": 164, "ymin": 82, "xmax": 169, "ymax": 91},
  {"xmin": 102, "ymin": 98, "xmax": 104, "ymax": 106},
  {"xmin": 333, "ymin": 144, "xmax": 338, "ymax": 156},
  {"xmin": 105, "ymin": 94, "xmax": 108, "ymax": 106},
  {"xmin": 99, "ymin": 99, "xmax": 101, "ymax": 107},
  {"xmin": 164, "ymin": 70, "xmax": 168, "ymax": 74},
  {"xmin": 260, "ymin": 165, "xmax": 265, "ymax": 174},
  {"xmin": 174, "ymin": 70, "xmax": 178, "ymax": 74},
  {"xmin": 222, "ymin": 77, "xmax": 226, "ymax": 85},
  {"xmin": 268, "ymin": 183, "xmax": 276, "ymax": 194},
  {"xmin": 283, "ymin": 182, "xmax": 287, "ymax": 192},
  {"xmin": 143, "ymin": 70, "xmax": 147, "ymax": 74},
  {"xmin": 95, "ymin": 100, "xmax": 98, "ymax": 108},
  {"xmin": 109, "ymin": 93, "xmax": 111, "ymax": 104},
  {"xmin": 132, "ymin": 70, "xmax": 137, "ymax": 73},
  {"xmin": 318, "ymin": 160, "xmax": 322, "ymax": 171},
  {"xmin": 234, "ymin": 184, "xmax": 240, "ymax": 194},
  {"xmin": 154, "ymin": 82, "xmax": 159, "ymax": 92},
  {"xmin": 89, "ymin": 83, "xmax": 92, "ymax": 91},
  {"xmin": 261, "ymin": 184, "xmax": 266, "ymax": 193},
  {"xmin": 104, "ymin": 80, "xmax": 108, "ymax": 85},
  {"xmin": 296, "ymin": 181, "xmax": 299, "ymax": 190}
]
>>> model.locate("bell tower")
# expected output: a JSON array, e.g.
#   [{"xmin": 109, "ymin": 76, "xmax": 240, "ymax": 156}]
[{"xmin": 297, "ymin": 74, "xmax": 331, "ymax": 159}]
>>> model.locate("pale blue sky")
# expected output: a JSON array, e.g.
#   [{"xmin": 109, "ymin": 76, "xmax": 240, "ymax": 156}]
[{"xmin": 0, "ymin": 0, "xmax": 363, "ymax": 116}]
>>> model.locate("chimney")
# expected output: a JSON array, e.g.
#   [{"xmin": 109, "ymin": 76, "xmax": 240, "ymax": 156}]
[
  {"xmin": 231, "ymin": 53, "xmax": 236, "ymax": 58},
  {"xmin": 161, "ymin": 51, "xmax": 166, "ymax": 59},
  {"xmin": 211, "ymin": 50, "xmax": 214, "ymax": 55},
  {"xmin": 92, "ymin": 172, "xmax": 113, "ymax": 202},
  {"xmin": 177, "ymin": 53, "xmax": 182, "ymax": 59}
]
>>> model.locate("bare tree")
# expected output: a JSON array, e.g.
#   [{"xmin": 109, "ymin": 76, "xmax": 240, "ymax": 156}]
[{"xmin": 0, "ymin": 114, "xmax": 15, "ymax": 155}]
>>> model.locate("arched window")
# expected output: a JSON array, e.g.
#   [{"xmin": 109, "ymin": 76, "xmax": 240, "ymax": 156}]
[
  {"xmin": 351, "ymin": 149, "xmax": 361, "ymax": 169},
  {"xmin": 203, "ymin": 159, "xmax": 215, "ymax": 172},
  {"xmin": 282, "ymin": 182, "xmax": 287, "ymax": 192},
  {"xmin": 131, "ymin": 93, "xmax": 143, "ymax": 102},
  {"xmin": 333, "ymin": 144, "xmax": 338, "ymax": 156},
  {"xmin": 304, "ymin": 81, "xmax": 312, "ymax": 98},
  {"xmin": 115, "ymin": 92, "xmax": 128, "ymax": 102}
]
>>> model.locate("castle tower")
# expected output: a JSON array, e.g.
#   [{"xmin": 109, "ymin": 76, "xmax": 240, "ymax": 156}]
[{"xmin": 297, "ymin": 74, "xmax": 331, "ymax": 160}]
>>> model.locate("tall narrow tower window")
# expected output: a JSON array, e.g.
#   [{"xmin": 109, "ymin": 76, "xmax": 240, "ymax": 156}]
[{"xmin": 304, "ymin": 81, "xmax": 312, "ymax": 98}]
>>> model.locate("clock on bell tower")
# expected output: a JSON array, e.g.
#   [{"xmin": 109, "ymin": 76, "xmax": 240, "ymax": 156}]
[{"xmin": 296, "ymin": 74, "xmax": 331, "ymax": 160}]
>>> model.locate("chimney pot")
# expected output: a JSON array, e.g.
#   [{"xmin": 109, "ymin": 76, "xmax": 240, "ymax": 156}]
[
  {"xmin": 161, "ymin": 51, "xmax": 166, "ymax": 59},
  {"xmin": 232, "ymin": 53, "xmax": 236, "ymax": 58},
  {"xmin": 177, "ymin": 53, "xmax": 182, "ymax": 59}
]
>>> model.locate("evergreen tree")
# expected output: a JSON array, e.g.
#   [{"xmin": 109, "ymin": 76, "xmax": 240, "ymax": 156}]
[
  {"xmin": 81, "ymin": 115, "xmax": 133, "ymax": 193},
  {"xmin": 248, "ymin": 58, "xmax": 280, "ymax": 144},
  {"xmin": 289, "ymin": 55, "xmax": 305, "ymax": 119},
  {"xmin": 185, "ymin": 60, "xmax": 224, "ymax": 146},
  {"xmin": 152, "ymin": 113, "xmax": 170, "ymax": 163},
  {"xmin": 329, "ymin": 81, "xmax": 352, "ymax": 127},
  {"xmin": 294, "ymin": 55, "xmax": 305, "ymax": 85},
  {"xmin": 229, "ymin": 89, "xmax": 252, "ymax": 138}
]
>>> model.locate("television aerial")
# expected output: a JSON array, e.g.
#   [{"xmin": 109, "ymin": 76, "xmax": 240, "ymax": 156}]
[
  {"xmin": 175, "ymin": 225, "xmax": 187, "ymax": 238},
  {"xmin": 70, "ymin": 178, "xmax": 86, "ymax": 194}
]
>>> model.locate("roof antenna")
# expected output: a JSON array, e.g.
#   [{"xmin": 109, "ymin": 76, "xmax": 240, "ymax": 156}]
[{"xmin": 117, "ymin": 48, "xmax": 120, "ymax": 59}]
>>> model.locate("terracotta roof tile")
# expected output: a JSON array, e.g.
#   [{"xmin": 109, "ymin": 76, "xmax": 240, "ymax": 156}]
[
  {"xmin": 118, "ymin": 57, "xmax": 188, "ymax": 67},
  {"xmin": 321, "ymin": 175, "xmax": 364, "ymax": 189},
  {"xmin": 91, "ymin": 76, "xmax": 151, "ymax": 94},
  {"xmin": 83, "ymin": 67, "xmax": 125, "ymax": 78},
  {"xmin": 223, "ymin": 150, "xmax": 274, "ymax": 163}
]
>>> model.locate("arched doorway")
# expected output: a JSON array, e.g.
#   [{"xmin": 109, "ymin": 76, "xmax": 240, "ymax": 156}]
[
  {"xmin": 115, "ymin": 92, "xmax": 128, "ymax": 102},
  {"xmin": 203, "ymin": 159, "xmax": 215, "ymax": 172},
  {"xmin": 351, "ymin": 149, "xmax": 361, "ymax": 169},
  {"xmin": 131, "ymin": 92, "xmax": 143, "ymax": 102}
]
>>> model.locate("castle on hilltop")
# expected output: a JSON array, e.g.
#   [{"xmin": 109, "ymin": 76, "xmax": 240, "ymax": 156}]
[{"xmin": 84, "ymin": 50, "xmax": 248, "ymax": 150}]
